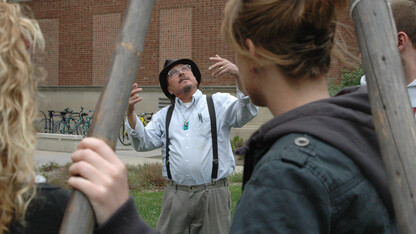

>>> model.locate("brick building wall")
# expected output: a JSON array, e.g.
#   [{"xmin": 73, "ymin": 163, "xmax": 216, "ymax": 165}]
[
  {"xmin": 27, "ymin": 0, "xmax": 360, "ymax": 139},
  {"xmin": 26, "ymin": 0, "xmax": 359, "ymax": 88}
]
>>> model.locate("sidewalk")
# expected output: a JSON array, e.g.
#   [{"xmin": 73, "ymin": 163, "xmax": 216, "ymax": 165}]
[{"xmin": 34, "ymin": 148, "xmax": 243, "ymax": 173}]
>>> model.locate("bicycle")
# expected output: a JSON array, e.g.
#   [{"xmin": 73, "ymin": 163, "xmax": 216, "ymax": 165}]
[
  {"xmin": 54, "ymin": 108, "xmax": 77, "ymax": 134},
  {"xmin": 35, "ymin": 110, "xmax": 60, "ymax": 133},
  {"xmin": 76, "ymin": 109, "xmax": 94, "ymax": 136},
  {"xmin": 72, "ymin": 107, "xmax": 89, "ymax": 135},
  {"xmin": 118, "ymin": 112, "xmax": 153, "ymax": 146}
]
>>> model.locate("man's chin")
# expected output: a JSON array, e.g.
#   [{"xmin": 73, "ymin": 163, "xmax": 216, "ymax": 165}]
[{"xmin": 182, "ymin": 85, "xmax": 192, "ymax": 93}]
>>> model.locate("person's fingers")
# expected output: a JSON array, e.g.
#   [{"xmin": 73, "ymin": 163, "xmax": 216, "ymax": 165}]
[
  {"xmin": 71, "ymin": 149, "xmax": 112, "ymax": 176},
  {"xmin": 130, "ymin": 87, "xmax": 142, "ymax": 97},
  {"xmin": 76, "ymin": 138, "xmax": 119, "ymax": 164},
  {"xmin": 129, "ymin": 96, "xmax": 142, "ymax": 105},
  {"xmin": 68, "ymin": 160, "xmax": 104, "ymax": 185},
  {"xmin": 211, "ymin": 68, "xmax": 222, "ymax": 77},
  {"xmin": 216, "ymin": 68, "xmax": 229, "ymax": 77},
  {"xmin": 209, "ymin": 61, "xmax": 228, "ymax": 71},
  {"xmin": 71, "ymin": 146, "xmax": 110, "ymax": 171},
  {"xmin": 208, "ymin": 62, "xmax": 221, "ymax": 70},
  {"xmin": 67, "ymin": 176, "xmax": 101, "ymax": 199}
]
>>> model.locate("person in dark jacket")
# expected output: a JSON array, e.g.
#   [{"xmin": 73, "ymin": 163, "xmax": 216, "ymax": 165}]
[
  {"xmin": 221, "ymin": 0, "xmax": 398, "ymax": 232},
  {"xmin": 68, "ymin": 0, "xmax": 398, "ymax": 233},
  {"xmin": 0, "ymin": 1, "xmax": 70, "ymax": 233}
]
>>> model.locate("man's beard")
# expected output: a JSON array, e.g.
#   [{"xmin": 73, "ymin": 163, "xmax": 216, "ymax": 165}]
[{"xmin": 182, "ymin": 84, "xmax": 192, "ymax": 93}]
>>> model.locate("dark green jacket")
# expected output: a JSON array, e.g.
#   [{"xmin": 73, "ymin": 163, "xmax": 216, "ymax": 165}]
[
  {"xmin": 231, "ymin": 133, "xmax": 398, "ymax": 233},
  {"xmin": 232, "ymin": 86, "xmax": 397, "ymax": 233}
]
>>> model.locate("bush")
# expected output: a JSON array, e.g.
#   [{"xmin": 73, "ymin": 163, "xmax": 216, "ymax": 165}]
[
  {"xmin": 228, "ymin": 171, "xmax": 243, "ymax": 183},
  {"xmin": 40, "ymin": 162, "xmax": 71, "ymax": 190},
  {"xmin": 231, "ymin": 136, "xmax": 246, "ymax": 160},
  {"xmin": 328, "ymin": 64, "xmax": 364, "ymax": 96},
  {"xmin": 39, "ymin": 162, "xmax": 168, "ymax": 192},
  {"xmin": 231, "ymin": 136, "xmax": 245, "ymax": 152},
  {"xmin": 126, "ymin": 163, "xmax": 167, "ymax": 191}
]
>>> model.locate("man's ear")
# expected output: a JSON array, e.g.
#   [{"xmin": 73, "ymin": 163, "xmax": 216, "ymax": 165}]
[
  {"xmin": 246, "ymin": 39, "xmax": 257, "ymax": 57},
  {"xmin": 397, "ymin": 31, "xmax": 408, "ymax": 52}
]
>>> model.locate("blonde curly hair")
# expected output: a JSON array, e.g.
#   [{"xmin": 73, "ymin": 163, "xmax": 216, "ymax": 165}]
[{"xmin": 0, "ymin": 0, "xmax": 44, "ymax": 232}]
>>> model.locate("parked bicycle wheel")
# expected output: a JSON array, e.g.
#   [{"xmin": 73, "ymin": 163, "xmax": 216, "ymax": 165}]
[
  {"xmin": 34, "ymin": 118, "xmax": 47, "ymax": 133},
  {"xmin": 54, "ymin": 121, "xmax": 66, "ymax": 134},
  {"xmin": 77, "ymin": 122, "xmax": 89, "ymax": 136},
  {"xmin": 34, "ymin": 111, "xmax": 47, "ymax": 133},
  {"xmin": 118, "ymin": 122, "xmax": 131, "ymax": 146},
  {"xmin": 68, "ymin": 118, "xmax": 77, "ymax": 134}
]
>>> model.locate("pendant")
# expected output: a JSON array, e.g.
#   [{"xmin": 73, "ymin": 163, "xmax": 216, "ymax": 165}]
[{"xmin": 184, "ymin": 121, "xmax": 189, "ymax": 130}]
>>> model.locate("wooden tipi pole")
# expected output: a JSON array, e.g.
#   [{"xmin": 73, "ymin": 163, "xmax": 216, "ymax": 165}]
[
  {"xmin": 59, "ymin": 0, "xmax": 155, "ymax": 233},
  {"xmin": 350, "ymin": 0, "xmax": 416, "ymax": 233}
]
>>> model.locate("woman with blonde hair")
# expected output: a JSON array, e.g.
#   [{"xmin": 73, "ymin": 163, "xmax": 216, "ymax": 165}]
[
  {"xmin": 0, "ymin": 1, "xmax": 69, "ymax": 233},
  {"xmin": 68, "ymin": 0, "xmax": 398, "ymax": 233}
]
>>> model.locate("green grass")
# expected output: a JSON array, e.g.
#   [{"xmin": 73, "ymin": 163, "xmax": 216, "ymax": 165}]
[
  {"xmin": 131, "ymin": 184, "xmax": 242, "ymax": 228},
  {"xmin": 131, "ymin": 190, "xmax": 164, "ymax": 228},
  {"xmin": 230, "ymin": 184, "xmax": 242, "ymax": 219}
]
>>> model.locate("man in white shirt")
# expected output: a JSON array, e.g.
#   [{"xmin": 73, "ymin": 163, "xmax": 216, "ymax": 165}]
[{"xmin": 125, "ymin": 56, "xmax": 258, "ymax": 234}]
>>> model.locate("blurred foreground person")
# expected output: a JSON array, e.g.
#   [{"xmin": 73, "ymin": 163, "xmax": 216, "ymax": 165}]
[{"xmin": 0, "ymin": 1, "xmax": 69, "ymax": 233}]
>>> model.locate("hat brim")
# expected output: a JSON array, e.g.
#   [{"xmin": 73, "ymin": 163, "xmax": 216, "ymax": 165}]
[{"xmin": 159, "ymin": 59, "xmax": 201, "ymax": 100}]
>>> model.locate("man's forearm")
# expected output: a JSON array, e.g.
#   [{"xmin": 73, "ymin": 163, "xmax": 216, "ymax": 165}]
[
  {"xmin": 236, "ymin": 78, "xmax": 248, "ymax": 96},
  {"xmin": 127, "ymin": 109, "xmax": 137, "ymax": 130}
]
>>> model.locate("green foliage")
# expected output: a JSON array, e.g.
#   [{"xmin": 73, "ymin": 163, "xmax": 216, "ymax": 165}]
[
  {"xmin": 39, "ymin": 162, "xmax": 71, "ymax": 190},
  {"xmin": 126, "ymin": 163, "xmax": 167, "ymax": 191},
  {"xmin": 39, "ymin": 161, "xmax": 61, "ymax": 172},
  {"xmin": 131, "ymin": 190, "xmax": 164, "ymax": 228},
  {"xmin": 39, "ymin": 162, "xmax": 168, "ymax": 191},
  {"xmin": 229, "ymin": 184, "xmax": 242, "ymax": 221},
  {"xmin": 328, "ymin": 65, "xmax": 364, "ymax": 96},
  {"xmin": 230, "ymin": 136, "xmax": 245, "ymax": 151},
  {"xmin": 231, "ymin": 135, "xmax": 246, "ymax": 161},
  {"xmin": 228, "ymin": 171, "xmax": 243, "ymax": 183}
]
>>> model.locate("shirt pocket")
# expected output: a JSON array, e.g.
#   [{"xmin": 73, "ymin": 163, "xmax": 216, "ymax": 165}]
[{"xmin": 196, "ymin": 116, "xmax": 211, "ymax": 138}]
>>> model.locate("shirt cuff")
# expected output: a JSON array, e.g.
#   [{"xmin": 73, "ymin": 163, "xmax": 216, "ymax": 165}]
[
  {"xmin": 236, "ymin": 87, "xmax": 250, "ymax": 104},
  {"xmin": 125, "ymin": 115, "xmax": 144, "ymax": 137}
]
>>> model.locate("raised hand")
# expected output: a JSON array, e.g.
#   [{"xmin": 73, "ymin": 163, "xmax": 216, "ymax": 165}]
[
  {"xmin": 209, "ymin": 54, "xmax": 239, "ymax": 78},
  {"xmin": 126, "ymin": 83, "xmax": 143, "ymax": 129}
]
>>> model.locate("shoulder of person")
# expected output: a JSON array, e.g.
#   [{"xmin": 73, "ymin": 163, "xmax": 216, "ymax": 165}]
[{"xmin": 253, "ymin": 133, "xmax": 363, "ymax": 191}]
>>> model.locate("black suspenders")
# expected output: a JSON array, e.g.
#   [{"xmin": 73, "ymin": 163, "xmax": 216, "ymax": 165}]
[
  {"xmin": 165, "ymin": 104, "xmax": 175, "ymax": 180},
  {"xmin": 165, "ymin": 95, "xmax": 218, "ymax": 183}
]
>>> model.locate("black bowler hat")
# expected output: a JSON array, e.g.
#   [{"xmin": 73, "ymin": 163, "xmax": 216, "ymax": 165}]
[{"xmin": 159, "ymin": 58, "xmax": 201, "ymax": 100}]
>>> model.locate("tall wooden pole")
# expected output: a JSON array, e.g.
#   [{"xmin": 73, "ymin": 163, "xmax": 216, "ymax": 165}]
[
  {"xmin": 59, "ymin": 0, "xmax": 155, "ymax": 233},
  {"xmin": 350, "ymin": 0, "xmax": 416, "ymax": 233}
]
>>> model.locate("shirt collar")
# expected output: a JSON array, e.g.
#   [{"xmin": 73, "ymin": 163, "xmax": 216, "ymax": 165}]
[
  {"xmin": 175, "ymin": 89, "xmax": 202, "ymax": 107},
  {"xmin": 408, "ymin": 79, "xmax": 416, "ymax": 87}
]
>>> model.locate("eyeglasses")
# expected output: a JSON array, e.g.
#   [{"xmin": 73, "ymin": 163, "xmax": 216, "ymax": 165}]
[{"xmin": 167, "ymin": 64, "xmax": 191, "ymax": 78}]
